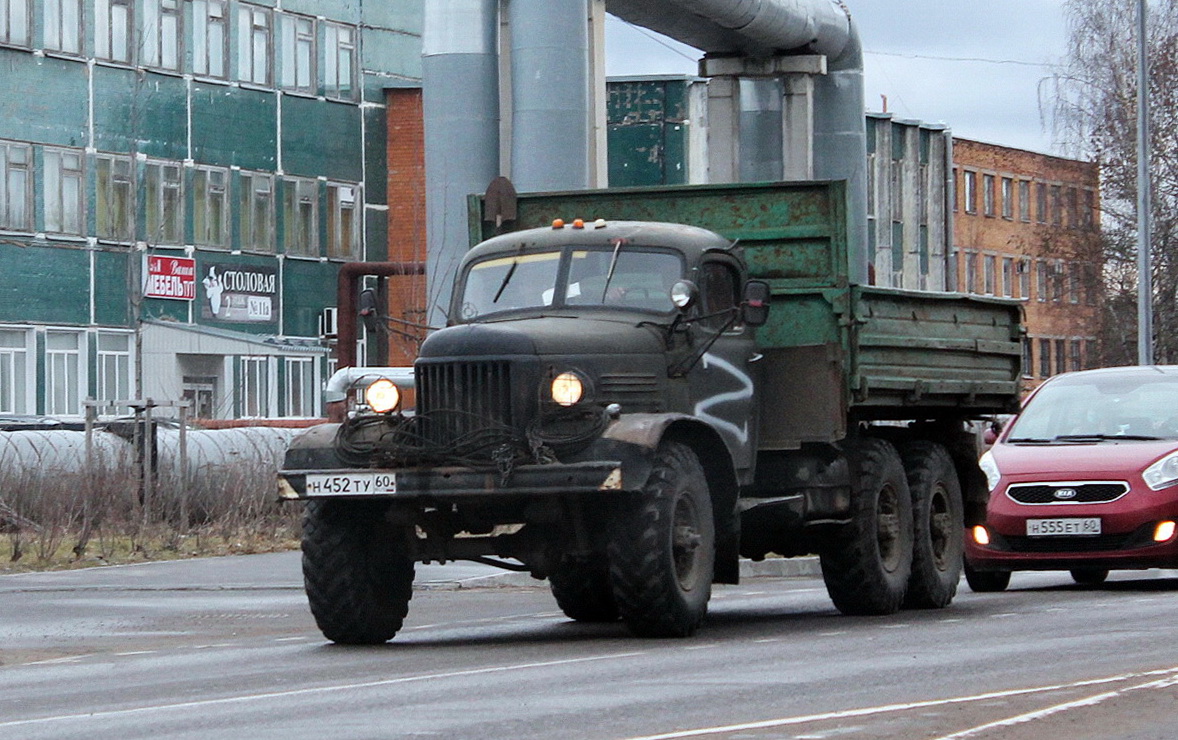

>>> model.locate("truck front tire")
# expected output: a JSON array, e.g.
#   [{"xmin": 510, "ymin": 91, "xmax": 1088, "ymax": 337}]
[
  {"xmin": 549, "ymin": 557, "xmax": 619, "ymax": 622},
  {"xmin": 607, "ymin": 441, "xmax": 714, "ymax": 637},
  {"xmin": 820, "ymin": 438, "xmax": 913, "ymax": 615},
  {"xmin": 302, "ymin": 499, "xmax": 415, "ymax": 644},
  {"xmin": 901, "ymin": 442, "xmax": 964, "ymax": 609}
]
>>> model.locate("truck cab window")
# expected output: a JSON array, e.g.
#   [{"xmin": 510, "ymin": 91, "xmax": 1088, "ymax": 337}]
[{"xmin": 701, "ymin": 262, "xmax": 740, "ymax": 330}]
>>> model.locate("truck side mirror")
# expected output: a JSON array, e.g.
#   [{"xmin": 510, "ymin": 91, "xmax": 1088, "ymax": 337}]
[
  {"xmin": 358, "ymin": 288, "xmax": 381, "ymax": 334},
  {"xmin": 743, "ymin": 280, "xmax": 770, "ymax": 327},
  {"xmin": 670, "ymin": 280, "xmax": 699, "ymax": 312}
]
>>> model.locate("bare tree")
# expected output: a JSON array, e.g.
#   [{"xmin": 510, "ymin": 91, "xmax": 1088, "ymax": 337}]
[{"xmin": 1054, "ymin": 0, "xmax": 1178, "ymax": 364}]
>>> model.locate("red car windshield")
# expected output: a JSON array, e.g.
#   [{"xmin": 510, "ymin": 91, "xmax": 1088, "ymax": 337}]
[{"xmin": 1007, "ymin": 372, "xmax": 1178, "ymax": 442}]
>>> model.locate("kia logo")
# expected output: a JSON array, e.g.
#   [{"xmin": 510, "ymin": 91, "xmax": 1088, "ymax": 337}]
[{"xmin": 1054, "ymin": 488, "xmax": 1079, "ymax": 500}]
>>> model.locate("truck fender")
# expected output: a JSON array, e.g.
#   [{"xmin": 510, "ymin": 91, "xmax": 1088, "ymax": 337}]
[
  {"xmin": 602, "ymin": 413, "xmax": 742, "ymax": 584},
  {"xmin": 282, "ymin": 423, "xmax": 346, "ymax": 470}
]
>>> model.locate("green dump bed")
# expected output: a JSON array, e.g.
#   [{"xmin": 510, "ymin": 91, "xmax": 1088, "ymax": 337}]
[{"xmin": 472, "ymin": 181, "xmax": 1022, "ymax": 448}]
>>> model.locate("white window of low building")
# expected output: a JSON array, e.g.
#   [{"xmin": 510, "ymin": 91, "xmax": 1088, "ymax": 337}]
[
  {"xmin": 239, "ymin": 356, "xmax": 270, "ymax": 417},
  {"xmin": 45, "ymin": 330, "xmax": 83, "ymax": 416},
  {"xmin": 0, "ymin": 328, "xmax": 30, "ymax": 414},
  {"xmin": 285, "ymin": 357, "xmax": 316, "ymax": 417},
  {"xmin": 96, "ymin": 331, "xmax": 132, "ymax": 414}
]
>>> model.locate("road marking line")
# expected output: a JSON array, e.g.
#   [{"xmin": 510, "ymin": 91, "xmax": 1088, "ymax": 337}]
[
  {"xmin": 929, "ymin": 673, "xmax": 1178, "ymax": 739},
  {"xmin": 619, "ymin": 666, "xmax": 1178, "ymax": 740},
  {"xmin": 0, "ymin": 651, "xmax": 646, "ymax": 729},
  {"xmin": 114, "ymin": 651, "xmax": 157, "ymax": 657}
]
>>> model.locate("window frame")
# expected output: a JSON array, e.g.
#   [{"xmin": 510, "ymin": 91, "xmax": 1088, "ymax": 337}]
[
  {"xmin": 279, "ymin": 12, "xmax": 316, "ymax": 94},
  {"xmin": 237, "ymin": 4, "xmax": 272, "ymax": 87},
  {"xmin": 43, "ymin": 146, "xmax": 85, "ymax": 236},
  {"xmin": 95, "ymin": 152, "xmax": 134, "ymax": 242},
  {"xmin": 43, "ymin": 0, "xmax": 81, "ymax": 55},
  {"xmin": 0, "ymin": 140, "xmax": 33, "ymax": 233},
  {"xmin": 192, "ymin": 0, "xmax": 229, "ymax": 79},
  {"xmin": 284, "ymin": 356, "xmax": 317, "ymax": 417},
  {"xmin": 1001, "ymin": 177, "xmax": 1013, "ymax": 220},
  {"xmin": 0, "ymin": 327, "xmax": 32, "ymax": 415},
  {"xmin": 1018, "ymin": 180, "xmax": 1030, "ymax": 222},
  {"xmin": 45, "ymin": 329, "xmax": 84, "ymax": 416},
  {"xmin": 982, "ymin": 173, "xmax": 995, "ymax": 217},
  {"xmin": 1, "ymin": 0, "xmax": 31, "ymax": 47},
  {"xmin": 323, "ymin": 21, "xmax": 357, "ymax": 101},
  {"xmin": 326, "ymin": 181, "xmax": 360, "ymax": 260},
  {"xmin": 238, "ymin": 355, "xmax": 271, "ymax": 418},
  {"xmin": 95, "ymin": 0, "xmax": 133, "ymax": 64},
  {"xmin": 239, "ymin": 170, "xmax": 275, "ymax": 253},
  {"xmin": 282, "ymin": 176, "xmax": 319, "ymax": 258},
  {"xmin": 962, "ymin": 170, "xmax": 977, "ymax": 214},
  {"xmin": 144, "ymin": 159, "xmax": 184, "ymax": 246},
  {"xmin": 192, "ymin": 164, "xmax": 230, "ymax": 248},
  {"xmin": 142, "ymin": 0, "xmax": 182, "ymax": 71},
  {"xmin": 95, "ymin": 331, "xmax": 133, "ymax": 414}
]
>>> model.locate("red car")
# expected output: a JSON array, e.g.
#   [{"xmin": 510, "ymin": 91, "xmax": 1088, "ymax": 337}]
[{"xmin": 965, "ymin": 365, "xmax": 1178, "ymax": 591}]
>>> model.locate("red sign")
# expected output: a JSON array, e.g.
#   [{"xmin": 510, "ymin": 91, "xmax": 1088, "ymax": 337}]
[{"xmin": 145, "ymin": 255, "xmax": 197, "ymax": 301}]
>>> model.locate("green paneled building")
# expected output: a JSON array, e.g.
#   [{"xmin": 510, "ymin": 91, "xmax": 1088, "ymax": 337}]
[{"xmin": 0, "ymin": 0, "xmax": 420, "ymax": 419}]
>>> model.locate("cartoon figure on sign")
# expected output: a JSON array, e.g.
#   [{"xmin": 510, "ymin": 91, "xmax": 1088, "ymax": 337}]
[{"xmin": 203, "ymin": 266, "xmax": 224, "ymax": 318}]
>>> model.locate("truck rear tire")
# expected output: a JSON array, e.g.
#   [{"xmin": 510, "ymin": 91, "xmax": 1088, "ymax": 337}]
[
  {"xmin": 820, "ymin": 438, "xmax": 913, "ymax": 616},
  {"xmin": 901, "ymin": 442, "xmax": 963, "ymax": 609},
  {"xmin": 549, "ymin": 557, "xmax": 619, "ymax": 622},
  {"xmin": 302, "ymin": 499, "xmax": 415, "ymax": 644},
  {"xmin": 607, "ymin": 441, "xmax": 714, "ymax": 637}
]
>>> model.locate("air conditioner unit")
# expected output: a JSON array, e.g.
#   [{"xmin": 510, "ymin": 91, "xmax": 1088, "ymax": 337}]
[{"xmin": 319, "ymin": 307, "xmax": 338, "ymax": 339}]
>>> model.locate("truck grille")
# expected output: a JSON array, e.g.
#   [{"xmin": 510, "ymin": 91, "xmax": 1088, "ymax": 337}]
[
  {"xmin": 599, "ymin": 372, "xmax": 661, "ymax": 411},
  {"xmin": 416, "ymin": 361, "xmax": 514, "ymax": 444},
  {"xmin": 1006, "ymin": 482, "xmax": 1129, "ymax": 505}
]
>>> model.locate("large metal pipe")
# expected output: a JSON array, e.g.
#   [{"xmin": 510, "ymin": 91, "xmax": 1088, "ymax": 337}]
[
  {"xmin": 509, "ymin": 0, "xmax": 592, "ymax": 192},
  {"xmin": 422, "ymin": 0, "xmax": 501, "ymax": 327}
]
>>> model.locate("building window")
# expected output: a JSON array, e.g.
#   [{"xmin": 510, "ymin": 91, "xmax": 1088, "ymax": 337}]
[
  {"xmin": 95, "ymin": 0, "xmax": 132, "ymax": 63},
  {"xmin": 1068, "ymin": 265, "xmax": 1081, "ymax": 304},
  {"xmin": 983, "ymin": 254, "xmax": 996, "ymax": 295},
  {"xmin": 239, "ymin": 356, "xmax": 270, "ymax": 417},
  {"xmin": 238, "ymin": 4, "xmax": 272, "ymax": 86},
  {"xmin": 964, "ymin": 251, "xmax": 977, "ymax": 294},
  {"xmin": 1001, "ymin": 177, "xmax": 1013, "ymax": 219},
  {"xmin": 46, "ymin": 330, "xmax": 82, "ymax": 416},
  {"xmin": 1084, "ymin": 189, "xmax": 1096, "ymax": 230},
  {"xmin": 1066, "ymin": 187, "xmax": 1079, "ymax": 229},
  {"xmin": 193, "ymin": 166, "xmax": 229, "ymax": 248},
  {"xmin": 96, "ymin": 153, "xmax": 133, "ymax": 241},
  {"xmin": 323, "ymin": 22, "xmax": 357, "ymax": 101},
  {"xmin": 1021, "ymin": 337, "xmax": 1033, "ymax": 378},
  {"xmin": 280, "ymin": 13, "xmax": 315, "ymax": 93},
  {"xmin": 0, "ymin": 329, "xmax": 29, "ymax": 414},
  {"xmin": 285, "ymin": 357, "xmax": 315, "ymax": 417},
  {"xmin": 327, "ymin": 183, "xmax": 359, "ymax": 259},
  {"xmin": 239, "ymin": 171, "xmax": 274, "ymax": 253},
  {"xmin": 142, "ymin": 0, "xmax": 181, "ymax": 71},
  {"xmin": 1036, "ymin": 182, "xmax": 1048, "ymax": 224},
  {"xmin": 963, "ymin": 171, "xmax": 977, "ymax": 214},
  {"xmin": 1069, "ymin": 339, "xmax": 1082, "ymax": 372},
  {"xmin": 43, "ymin": 0, "xmax": 80, "ymax": 54},
  {"xmin": 1019, "ymin": 258, "xmax": 1031, "ymax": 301},
  {"xmin": 1001, "ymin": 257, "xmax": 1014, "ymax": 298},
  {"xmin": 192, "ymin": 0, "xmax": 228, "ymax": 79},
  {"xmin": 1052, "ymin": 260, "xmax": 1065, "ymax": 302},
  {"xmin": 145, "ymin": 160, "xmax": 183, "ymax": 245},
  {"xmin": 1019, "ymin": 180, "xmax": 1030, "ymax": 222},
  {"xmin": 283, "ymin": 177, "xmax": 318, "ymax": 257},
  {"xmin": 0, "ymin": 141, "xmax": 32, "ymax": 232},
  {"xmin": 95, "ymin": 331, "xmax": 131, "ymax": 413},
  {"xmin": 1054, "ymin": 339, "xmax": 1066, "ymax": 375},
  {"xmin": 1, "ymin": 0, "xmax": 30, "ymax": 46},
  {"xmin": 44, "ymin": 147, "xmax": 84, "ymax": 235},
  {"xmin": 1039, "ymin": 338, "xmax": 1052, "ymax": 378},
  {"xmin": 982, "ymin": 174, "xmax": 995, "ymax": 217},
  {"xmin": 950, "ymin": 167, "xmax": 957, "ymax": 212},
  {"xmin": 1051, "ymin": 185, "xmax": 1062, "ymax": 226},
  {"xmin": 1036, "ymin": 259, "xmax": 1048, "ymax": 302}
]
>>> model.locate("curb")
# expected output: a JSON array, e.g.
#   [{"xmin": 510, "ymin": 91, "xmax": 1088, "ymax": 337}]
[{"xmin": 417, "ymin": 556, "xmax": 821, "ymax": 590}]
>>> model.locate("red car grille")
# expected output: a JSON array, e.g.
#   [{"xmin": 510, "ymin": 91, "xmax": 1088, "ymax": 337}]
[{"xmin": 1006, "ymin": 482, "xmax": 1129, "ymax": 505}]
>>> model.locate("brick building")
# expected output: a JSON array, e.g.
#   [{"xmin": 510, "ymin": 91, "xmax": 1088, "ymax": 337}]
[{"xmin": 950, "ymin": 139, "xmax": 1102, "ymax": 389}]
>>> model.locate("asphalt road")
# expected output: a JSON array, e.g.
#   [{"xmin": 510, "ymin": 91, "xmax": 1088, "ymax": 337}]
[{"xmin": 3, "ymin": 553, "xmax": 1178, "ymax": 739}]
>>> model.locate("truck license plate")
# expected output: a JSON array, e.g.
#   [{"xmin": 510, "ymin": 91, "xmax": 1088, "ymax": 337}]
[
  {"xmin": 304, "ymin": 472, "xmax": 397, "ymax": 496},
  {"xmin": 1026, "ymin": 517, "xmax": 1101, "ymax": 537}
]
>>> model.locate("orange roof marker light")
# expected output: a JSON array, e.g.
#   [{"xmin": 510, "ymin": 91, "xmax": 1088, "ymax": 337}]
[
  {"xmin": 572, "ymin": 219, "xmax": 585, "ymax": 229},
  {"xmin": 552, "ymin": 219, "xmax": 565, "ymax": 229}
]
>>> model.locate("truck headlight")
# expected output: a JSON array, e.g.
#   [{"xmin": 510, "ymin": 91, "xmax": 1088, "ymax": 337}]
[
  {"xmin": 551, "ymin": 372, "xmax": 585, "ymax": 407},
  {"xmin": 1143, "ymin": 451, "xmax": 1178, "ymax": 490},
  {"xmin": 364, "ymin": 379, "xmax": 401, "ymax": 414}
]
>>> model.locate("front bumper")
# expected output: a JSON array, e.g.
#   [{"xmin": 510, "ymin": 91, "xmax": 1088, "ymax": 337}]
[{"xmin": 279, "ymin": 460, "xmax": 625, "ymax": 501}]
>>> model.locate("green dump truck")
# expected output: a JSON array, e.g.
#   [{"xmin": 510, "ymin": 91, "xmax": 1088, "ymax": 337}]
[{"xmin": 278, "ymin": 180, "xmax": 1022, "ymax": 643}]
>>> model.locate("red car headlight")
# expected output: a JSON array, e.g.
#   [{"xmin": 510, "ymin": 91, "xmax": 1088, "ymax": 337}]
[{"xmin": 1143, "ymin": 451, "xmax": 1178, "ymax": 491}]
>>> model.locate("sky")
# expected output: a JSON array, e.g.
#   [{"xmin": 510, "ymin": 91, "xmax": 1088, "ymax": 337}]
[{"xmin": 605, "ymin": 1, "xmax": 1071, "ymax": 156}]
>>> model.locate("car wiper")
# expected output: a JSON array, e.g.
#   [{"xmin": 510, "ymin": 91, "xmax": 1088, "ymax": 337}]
[
  {"xmin": 1053, "ymin": 433, "xmax": 1163, "ymax": 442},
  {"xmin": 1006, "ymin": 437, "xmax": 1054, "ymax": 444}
]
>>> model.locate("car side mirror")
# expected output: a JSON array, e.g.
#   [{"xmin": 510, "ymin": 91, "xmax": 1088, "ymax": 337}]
[
  {"xmin": 743, "ymin": 280, "xmax": 770, "ymax": 327},
  {"xmin": 983, "ymin": 419, "xmax": 1003, "ymax": 446},
  {"xmin": 358, "ymin": 288, "xmax": 381, "ymax": 334}
]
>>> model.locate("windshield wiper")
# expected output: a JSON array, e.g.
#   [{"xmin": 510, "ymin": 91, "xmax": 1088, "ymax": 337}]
[
  {"xmin": 492, "ymin": 260, "xmax": 518, "ymax": 304},
  {"xmin": 1007, "ymin": 437, "xmax": 1054, "ymax": 444},
  {"xmin": 599, "ymin": 238, "xmax": 624, "ymax": 302},
  {"xmin": 1053, "ymin": 433, "xmax": 1163, "ymax": 442}
]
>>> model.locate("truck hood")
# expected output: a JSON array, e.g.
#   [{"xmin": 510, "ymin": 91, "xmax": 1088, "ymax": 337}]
[{"xmin": 421, "ymin": 316, "xmax": 668, "ymax": 359}]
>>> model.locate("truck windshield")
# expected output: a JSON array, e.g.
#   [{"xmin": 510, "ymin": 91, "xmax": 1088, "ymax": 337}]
[{"xmin": 458, "ymin": 247, "xmax": 682, "ymax": 320}]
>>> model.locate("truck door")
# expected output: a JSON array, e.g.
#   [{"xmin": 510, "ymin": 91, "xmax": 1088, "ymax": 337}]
[{"xmin": 688, "ymin": 257, "xmax": 760, "ymax": 473}]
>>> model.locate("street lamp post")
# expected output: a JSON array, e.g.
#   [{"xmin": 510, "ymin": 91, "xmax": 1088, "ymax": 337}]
[{"xmin": 1137, "ymin": 0, "xmax": 1154, "ymax": 365}]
